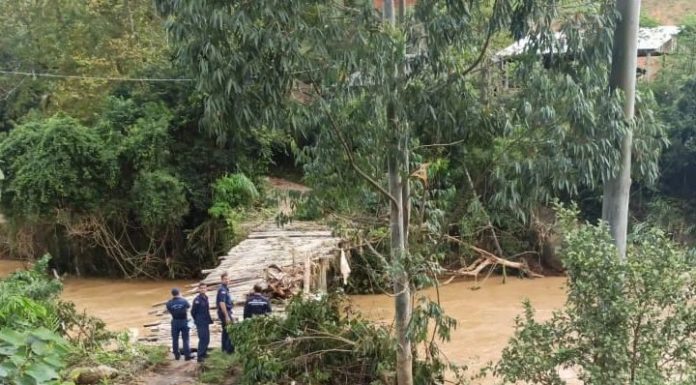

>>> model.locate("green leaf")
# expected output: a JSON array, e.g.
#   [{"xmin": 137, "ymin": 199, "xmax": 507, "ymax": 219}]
[
  {"xmin": 25, "ymin": 362, "xmax": 60, "ymax": 383},
  {"xmin": 0, "ymin": 361, "xmax": 16, "ymax": 377},
  {"xmin": 15, "ymin": 374, "xmax": 38, "ymax": 385},
  {"xmin": 0, "ymin": 329, "xmax": 24, "ymax": 346}
]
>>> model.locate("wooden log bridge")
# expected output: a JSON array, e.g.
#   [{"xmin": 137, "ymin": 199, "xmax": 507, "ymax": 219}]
[{"xmin": 142, "ymin": 221, "xmax": 343, "ymax": 350}]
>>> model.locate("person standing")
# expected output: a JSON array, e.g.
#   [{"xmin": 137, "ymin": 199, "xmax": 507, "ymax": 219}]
[
  {"xmin": 243, "ymin": 284, "xmax": 272, "ymax": 319},
  {"xmin": 191, "ymin": 282, "xmax": 213, "ymax": 362},
  {"xmin": 216, "ymin": 272, "xmax": 234, "ymax": 354},
  {"xmin": 166, "ymin": 288, "xmax": 193, "ymax": 361}
]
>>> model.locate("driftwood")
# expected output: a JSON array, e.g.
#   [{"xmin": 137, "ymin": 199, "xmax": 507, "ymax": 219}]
[
  {"xmin": 265, "ymin": 264, "xmax": 306, "ymax": 299},
  {"xmin": 445, "ymin": 235, "xmax": 543, "ymax": 280}
]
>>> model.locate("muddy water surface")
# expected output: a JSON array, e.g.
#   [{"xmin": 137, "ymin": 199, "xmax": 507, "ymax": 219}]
[
  {"xmin": 1, "ymin": 260, "xmax": 569, "ymax": 379},
  {"xmin": 0, "ymin": 259, "xmax": 188, "ymax": 332},
  {"xmin": 352, "ymin": 276, "xmax": 568, "ymax": 374}
]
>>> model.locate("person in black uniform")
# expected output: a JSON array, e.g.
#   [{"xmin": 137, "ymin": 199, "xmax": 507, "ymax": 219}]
[
  {"xmin": 243, "ymin": 284, "xmax": 272, "ymax": 319},
  {"xmin": 191, "ymin": 282, "xmax": 213, "ymax": 362},
  {"xmin": 216, "ymin": 272, "xmax": 234, "ymax": 354},
  {"xmin": 166, "ymin": 288, "xmax": 193, "ymax": 360}
]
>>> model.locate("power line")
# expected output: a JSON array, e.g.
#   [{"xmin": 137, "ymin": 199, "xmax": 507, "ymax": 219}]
[{"xmin": 0, "ymin": 69, "xmax": 193, "ymax": 83}]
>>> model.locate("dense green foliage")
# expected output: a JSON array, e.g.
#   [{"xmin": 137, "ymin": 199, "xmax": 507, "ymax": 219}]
[
  {"xmin": 0, "ymin": 328, "xmax": 72, "ymax": 385},
  {"xmin": 0, "ymin": 257, "xmax": 169, "ymax": 385},
  {"xmin": 496, "ymin": 205, "xmax": 696, "ymax": 384},
  {"xmin": 0, "ymin": 0, "xmax": 283, "ymax": 278},
  {"xmin": 0, "ymin": 116, "xmax": 116, "ymax": 216},
  {"xmin": 228, "ymin": 293, "xmax": 461, "ymax": 385},
  {"xmin": 0, "ymin": 76, "xmax": 273, "ymax": 278},
  {"xmin": 637, "ymin": 22, "xmax": 696, "ymax": 243}
]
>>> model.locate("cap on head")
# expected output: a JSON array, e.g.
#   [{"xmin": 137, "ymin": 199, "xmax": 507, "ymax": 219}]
[{"xmin": 171, "ymin": 288, "xmax": 180, "ymax": 296}]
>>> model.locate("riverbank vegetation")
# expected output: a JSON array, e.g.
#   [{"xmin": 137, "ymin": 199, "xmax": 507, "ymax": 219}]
[
  {"xmin": 2, "ymin": 0, "xmax": 696, "ymax": 384},
  {"xmin": 0, "ymin": 0, "xmax": 694, "ymax": 282},
  {"xmin": 0, "ymin": 256, "xmax": 167, "ymax": 385},
  {"xmin": 497, "ymin": 205, "xmax": 696, "ymax": 384}
]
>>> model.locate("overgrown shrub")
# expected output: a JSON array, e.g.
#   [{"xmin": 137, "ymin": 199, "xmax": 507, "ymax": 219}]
[
  {"xmin": 130, "ymin": 170, "xmax": 189, "ymax": 230},
  {"xmin": 0, "ymin": 115, "xmax": 116, "ymax": 216},
  {"xmin": 0, "ymin": 256, "xmax": 63, "ymax": 331},
  {"xmin": 0, "ymin": 256, "xmax": 112, "ymax": 345},
  {"xmin": 495, "ymin": 205, "xmax": 696, "ymax": 384},
  {"xmin": 210, "ymin": 173, "xmax": 260, "ymax": 212},
  {"xmin": 229, "ymin": 294, "xmax": 395, "ymax": 385},
  {"xmin": 228, "ymin": 293, "xmax": 463, "ymax": 385},
  {"xmin": 0, "ymin": 327, "xmax": 72, "ymax": 385}
]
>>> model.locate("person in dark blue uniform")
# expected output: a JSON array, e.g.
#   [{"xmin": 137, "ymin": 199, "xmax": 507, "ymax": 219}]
[
  {"xmin": 166, "ymin": 288, "xmax": 193, "ymax": 361},
  {"xmin": 243, "ymin": 284, "xmax": 272, "ymax": 319},
  {"xmin": 191, "ymin": 282, "xmax": 213, "ymax": 363},
  {"xmin": 216, "ymin": 272, "xmax": 234, "ymax": 354}
]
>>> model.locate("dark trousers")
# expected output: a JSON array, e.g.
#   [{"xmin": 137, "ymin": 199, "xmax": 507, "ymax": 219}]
[
  {"xmin": 195, "ymin": 322, "xmax": 210, "ymax": 361},
  {"xmin": 220, "ymin": 317, "xmax": 234, "ymax": 354},
  {"xmin": 171, "ymin": 319, "xmax": 190, "ymax": 359}
]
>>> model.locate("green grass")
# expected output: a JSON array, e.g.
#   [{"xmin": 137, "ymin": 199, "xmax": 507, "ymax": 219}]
[
  {"xmin": 643, "ymin": 0, "xmax": 696, "ymax": 24},
  {"xmin": 198, "ymin": 350, "xmax": 239, "ymax": 385},
  {"xmin": 141, "ymin": 345, "xmax": 169, "ymax": 367}
]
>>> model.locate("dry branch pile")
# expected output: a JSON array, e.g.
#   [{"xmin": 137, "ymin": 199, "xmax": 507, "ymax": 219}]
[{"xmin": 264, "ymin": 264, "xmax": 307, "ymax": 299}]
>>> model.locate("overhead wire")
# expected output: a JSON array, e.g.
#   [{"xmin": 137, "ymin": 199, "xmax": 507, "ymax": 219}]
[{"xmin": 0, "ymin": 69, "xmax": 192, "ymax": 83}]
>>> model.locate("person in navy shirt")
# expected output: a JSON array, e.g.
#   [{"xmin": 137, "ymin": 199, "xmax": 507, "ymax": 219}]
[
  {"xmin": 243, "ymin": 284, "xmax": 272, "ymax": 319},
  {"xmin": 191, "ymin": 282, "xmax": 213, "ymax": 362},
  {"xmin": 166, "ymin": 288, "xmax": 192, "ymax": 361},
  {"xmin": 216, "ymin": 272, "xmax": 234, "ymax": 354}
]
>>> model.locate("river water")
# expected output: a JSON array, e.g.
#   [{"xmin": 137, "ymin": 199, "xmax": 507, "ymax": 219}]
[{"xmin": 1, "ymin": 259, "xmax": 568, "ymax": 381}]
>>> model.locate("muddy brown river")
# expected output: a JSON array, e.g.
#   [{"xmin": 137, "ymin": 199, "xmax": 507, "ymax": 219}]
[{"xmin": 1, "ymin": 259, "xmax": 568, "ymax": 381}]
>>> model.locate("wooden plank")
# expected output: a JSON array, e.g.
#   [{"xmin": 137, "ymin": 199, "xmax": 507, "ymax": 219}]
[
  {"xmin": 143, "ymin": 221, "xmax": 341, "ymax": 346},
  {"xmin": 248, "ymin": 231, "xmax": 333, "ymax": 239}
]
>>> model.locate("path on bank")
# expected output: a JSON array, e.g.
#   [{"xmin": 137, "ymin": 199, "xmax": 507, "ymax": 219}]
[{"xmin": 131, "ymin": 360, "xmax": 199, "ymax": 385}]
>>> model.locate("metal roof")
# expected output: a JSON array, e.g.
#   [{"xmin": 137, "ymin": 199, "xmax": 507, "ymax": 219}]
[{"xmin": 495, "ymin": 26, "xmax": 681, "ymax": 61}]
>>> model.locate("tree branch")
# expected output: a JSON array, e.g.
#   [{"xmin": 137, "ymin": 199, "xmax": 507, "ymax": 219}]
[
  {"xmin": 436, "ymin": 0, "xmax": 499, "ymax": 87},
  {"xmin": 310, "ymin": 82, "xmax": 399, "ymax": 207},
  {"xmin": 413, "ymin": 138, "xmax": 466, "ymax": 150}
]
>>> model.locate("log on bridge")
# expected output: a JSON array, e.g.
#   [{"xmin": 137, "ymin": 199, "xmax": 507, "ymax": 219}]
[{"xmin": 142, "ymin": 221, "xmax": 343, "ymax": 350}]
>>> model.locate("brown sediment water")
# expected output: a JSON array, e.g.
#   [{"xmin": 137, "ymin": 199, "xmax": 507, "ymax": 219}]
[
  {"xmin": 60, "ymin": 277, "xmax": 191, "ymax": 332},
  {"xmin": 0, "ymin": 260, "xmax": 572, "ymax": 382},
  {"xmin": 0, "ymin": 259, "xmax": 27, "ymax": 277},
  {"xmin": 351, "ymin": 276, "xmax": 568, "ymax": 380},
  {"xmin": 0, "ymin": 259, "xmax": 190, "ymax": 332}
]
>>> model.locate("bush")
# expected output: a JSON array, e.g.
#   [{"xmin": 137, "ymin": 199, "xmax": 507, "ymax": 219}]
[
  {"xmin": 210, "ymin": 173, "xmax": 260, "ymax": 212},
  {"xmin": 495, "ymin": 205, "xmax": 696, "ymax": 384},
  {"xmin": 130, "ymin": 170, "xmax": 189, "ymax": 229},
  {"xmin": 229, "ymin": 294, "xmax": 396, "ymax": 385},
  {"xmin": 0, "ymin": 256, "xmax": 63, "ymax": 331},
  {"xmin": 0, "ymin": 327, "xmax": 72, "ymax": 385},
  {"xmin": 228, "ymin": 293, "xmax": 463, "ymax": 385},
  {"xmin": 640, "ymin": 12, "xmax": 660, "ymax": 28},
  {"xmin": 0, "ymin": 115, "xmax": 116, "ymax": 216}
]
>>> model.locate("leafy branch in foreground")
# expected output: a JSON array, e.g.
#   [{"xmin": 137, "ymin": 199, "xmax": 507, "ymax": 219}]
[{"xmin": 496, "ymin": 205, "xmax": 696, "ymax": 385}]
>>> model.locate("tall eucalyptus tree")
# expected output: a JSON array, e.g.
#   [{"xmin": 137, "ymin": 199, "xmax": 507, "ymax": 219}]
[{"xmin": 156, "ymin": 1, "xmax": 664, "ymax": 383}]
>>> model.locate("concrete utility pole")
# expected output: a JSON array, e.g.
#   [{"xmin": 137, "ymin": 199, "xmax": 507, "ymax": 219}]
[{"xmin": 603, "ymin": 0, "xmax": 641, "ymax": 259}]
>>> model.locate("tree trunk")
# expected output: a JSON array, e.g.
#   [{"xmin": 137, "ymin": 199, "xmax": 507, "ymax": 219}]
[
  {"xmin": 602, "ymin": 0, "xmax": 641, "ymax": 259},
  {"xmin": 384, "ymin": 2, "xmax": 413, "ymax": 384},
  {"xmin": 389, "ymin": 147, "xmax": 413, "ymax": 385}
]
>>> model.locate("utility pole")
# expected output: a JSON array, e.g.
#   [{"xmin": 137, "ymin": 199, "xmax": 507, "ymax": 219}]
[{"xmin": 602, "ymin": 0, "xmax": 641, "ymax": 259}]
